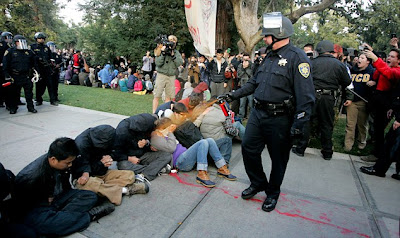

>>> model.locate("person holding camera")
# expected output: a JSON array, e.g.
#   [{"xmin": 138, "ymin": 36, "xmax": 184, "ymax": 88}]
[
  {"xmin": 237, "ymin": 53, "xmax": 254, "ymax": 119},
  {"xmin": 152, "ymin": 35, "xmax": 183, "ymax": 113},
  {"xmin": 208, "ymin": 49, "xmax": 229, "ymax": 97},
  {"xmin": 188, "ymin": 56, "xmax": 200, "ymax": 84}
]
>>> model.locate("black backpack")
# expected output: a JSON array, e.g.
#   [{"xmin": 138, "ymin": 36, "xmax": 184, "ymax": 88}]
[{"xmin": 174, "ymin": 121, "xmax": 203, "ymax": 148}]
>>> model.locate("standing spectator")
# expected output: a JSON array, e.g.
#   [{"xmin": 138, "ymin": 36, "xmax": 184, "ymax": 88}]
[
  {"xmin": 198, "ymin": 55, "xmax": 210, "ymax": 85},
  {"xmin": 152, "ymin": 35, "xmax": 183, "ymax": 113},
  {"xmin": 343, "ymin": 53, "xmax": 374, "ymax": 151},
  {"xmin": 208, "ymin": 49, "xmax": 228, "ymax": 97},
  {"xmin": 73, "ymin": 50, "xmax": 82, "ymax": 70},
  {"xmin": 188, "ymin": 56, "xmax": 200, "ymax": 84},
  {"xmin": 237, "ymin": 53, "xmax": 254, "ymax": 119},
  {"xmin": 362, "ymin": 47, "xmax": 400, "ymax": 162},
  {"xmin": 142, "ymin": 51, "xmax": 154, "ymax": 78}
]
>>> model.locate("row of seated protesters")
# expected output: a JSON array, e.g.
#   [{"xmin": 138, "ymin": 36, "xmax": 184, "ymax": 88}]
[{"xmin": 0, "ymin": 91, "xmax": 246, "ymax": 237}]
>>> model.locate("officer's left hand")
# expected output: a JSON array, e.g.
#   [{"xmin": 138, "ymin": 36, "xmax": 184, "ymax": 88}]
[{"xmin": 290, "ymin": 128, "xmax": 303, "ymax": 144}]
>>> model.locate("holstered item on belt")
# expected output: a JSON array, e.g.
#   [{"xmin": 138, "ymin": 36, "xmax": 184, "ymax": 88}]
[
  {"xmin": 316, "ymin": 89, "xmax": 337, "ymax": 96},
  {"xmin": 253, "ymin": 98, "xmax": 291, "ymax": 116}
]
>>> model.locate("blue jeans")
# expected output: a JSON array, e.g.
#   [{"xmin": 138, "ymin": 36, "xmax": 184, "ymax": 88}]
[
  {"xmin": 239, "ymin": 94, "xmax": 254, "ymax": 119},
  {"xmin": 233, "ymin": 121, "xmax": 246, "ymax": 139},
  {"xmin": 177, "ymin": 138, "xmax": 226, "ymax": 171},
  {"xmin": 23, "ymin": 189, "xmax": 97, "ymax": 236},
  {"xmin": 215, "ymin": 137, "xmax": 232, "ymax": 164}
]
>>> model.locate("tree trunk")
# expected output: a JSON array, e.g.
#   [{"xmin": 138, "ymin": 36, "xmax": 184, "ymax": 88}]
[{"xmin": 215, "ymin": 0, "xmax": 233, "ymax": 51}]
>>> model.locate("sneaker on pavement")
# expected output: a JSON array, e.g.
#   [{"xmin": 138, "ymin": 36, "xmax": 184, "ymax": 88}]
[
  {"xmin": 128, "ymin": 182, "xmax": 149, "ymax": 196},
  {"xmin": 159, "ymin": 164, "xmax": 171, "ymax": 175},
  {"xmin": 135, "ymin": 173, "xmax": 151, "ymax": 185},
  {"xmin": 358, "ymin": 143, "xmax": 367, "ymax": 150},
  {"xmin": 88, "ymin": 201, "xmax": 115, "ymax": 221}
]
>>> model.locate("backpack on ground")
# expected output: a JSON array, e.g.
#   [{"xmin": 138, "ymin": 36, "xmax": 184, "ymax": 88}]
[{"xmin": 134, "ymin": 80, "xmax": 143, "ymax": 91}]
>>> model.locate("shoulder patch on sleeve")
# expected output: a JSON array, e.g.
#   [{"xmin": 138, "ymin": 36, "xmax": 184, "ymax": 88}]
[{"xmin": 298, "ymin": 63, "xmax": 310, "ymax": 78}]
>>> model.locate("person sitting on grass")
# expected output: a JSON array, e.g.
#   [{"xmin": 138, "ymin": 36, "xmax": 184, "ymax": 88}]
[
  {"xmin": 119, "ymin": 73, "xmax": 129, "ymax": 92},
  {"xmin": 72, "ymin": 125, "xmax": 149, "ymax": 206},
  {"xmin": 150, "ymin": 117, "xmax": 237, "ymax": 188},
  {"xmin": 14, "ymin": 137, "xmax": 114, "ymax": 237}
]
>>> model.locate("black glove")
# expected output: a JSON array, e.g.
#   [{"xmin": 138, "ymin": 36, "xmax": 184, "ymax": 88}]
[
  {"xmin": 290, "ymin": 127, "xmax": 303, "ymax": 145},
  {"xmin": 217, "ymin": 93, "xmax": 234, "ymax": 103}
]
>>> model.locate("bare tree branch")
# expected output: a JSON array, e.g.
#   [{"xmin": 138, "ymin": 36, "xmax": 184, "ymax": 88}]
[{"xmin": 289, "ymin": 0, "xmax": 338, "ymax": 23}]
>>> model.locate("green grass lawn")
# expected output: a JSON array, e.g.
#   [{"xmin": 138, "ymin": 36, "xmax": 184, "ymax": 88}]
[{"xmin": 40, "ymin": 83, "xmax": 374, "ymax": 156}]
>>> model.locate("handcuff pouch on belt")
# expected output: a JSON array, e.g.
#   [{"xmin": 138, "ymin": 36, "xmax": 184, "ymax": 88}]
[
  {"xmin": 315, "ymin": 89, "xmax": 337, "ymax": 100},
  {"xmin": 254, "ymin": 97, "xmax": 294, "ymax": 116}
]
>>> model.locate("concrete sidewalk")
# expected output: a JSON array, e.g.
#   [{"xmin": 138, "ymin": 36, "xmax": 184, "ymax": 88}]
[{"xmin": 0, "ymin": 102, "xmax": 399, "ymax": 238}]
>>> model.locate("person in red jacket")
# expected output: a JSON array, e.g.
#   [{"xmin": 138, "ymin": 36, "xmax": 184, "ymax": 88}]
[
  {"xmin": 73, "ymin": 50, "xmax": 82, "ymax": 70},
  {"xmin": 362, "ymin": 47, "xmax": 400, "ymax": 161}
]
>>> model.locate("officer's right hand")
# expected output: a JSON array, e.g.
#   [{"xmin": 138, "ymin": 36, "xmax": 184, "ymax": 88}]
[{"xmin": 218, "ymin": 93, "xmax": 234, "ymax": 103}]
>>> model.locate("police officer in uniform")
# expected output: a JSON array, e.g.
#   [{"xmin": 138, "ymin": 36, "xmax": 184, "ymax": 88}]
[
  {"xmin": 47, "ymin": 41, "xmax": 62, "ymax": 102},
  {"xmin": 3, "ymin": 35, "xmax": 38, "ymax": 114},
  {"xmin": 224, "ymin": 13, "xmax": 315, "ymax": 212},
  {"xmin": 292, "ymin": 40, "xmax": 351, "ymax": 160},
  {"xmin": 0, "ymin": 32, "xmax": 13, "ymax": 108},
  {"xmin": 30, "ymin": 32, "xmax": 57, "ymax": 106}
]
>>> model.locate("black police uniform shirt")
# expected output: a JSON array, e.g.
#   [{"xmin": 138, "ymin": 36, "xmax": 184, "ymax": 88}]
[
  {"xmin": 232, "ymin": 43, "xmax": 315, "ymax": 131},
  {"xmin": 30, "ymin": 43, "xmax": 52, "ymax": 70},
  {"xmin": 0, "ymin": 41, "xmax": 11, "ymax": 64},
  {"xmin": 312, "ymin": 54, "xmax": 351, "ymax": 91},
  {"xmin": 2, "ymin": 47, "xmax": 36, "ymax": 78},
  {"xmin": 51, "ymin": 52, "xmax": 63, "ymax": 73}
]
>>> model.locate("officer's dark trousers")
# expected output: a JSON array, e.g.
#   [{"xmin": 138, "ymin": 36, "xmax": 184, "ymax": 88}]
[
  {"xmin": 374, "ymin": 125, "xmax": 400, "ymax": 174},
  {"xmin": 242, "ymin": 108, "xmax": 291, "ymax": 199},
  {"xmin": 371, "ymin": 92, "xmax": 391, "ymax": 158},
  {"xmin": 36, "ymin": 72, "xmax": 57, "ymax": 103},
  {"xmin": 297, "ymin": 94, "xmax": 335, "ymax": 157},
  {"xmin": 51, "ymin": 72, "xmax": 60, "ymax": 100},
  {"xmin": 5, "ymin": 77, "xmax": 34, "ymax": 111},
  {"xmin": 23, "ymin": 189, "xmax": 97, "ymax": 237},
  {"xmin": 0, "ymin": 68, "xmax": 5, "ymax": 105}
]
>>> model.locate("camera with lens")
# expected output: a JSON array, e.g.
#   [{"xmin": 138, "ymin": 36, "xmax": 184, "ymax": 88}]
[{"xmin": 154, "ymin": 34, "xmax": 175, "ymax": 55}]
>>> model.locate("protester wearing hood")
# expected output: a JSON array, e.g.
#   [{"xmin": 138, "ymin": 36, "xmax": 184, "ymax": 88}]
[
  {"xmin": 114, "ymin": 113, "xmax": 173, "ymax": 181},
  {"xmin": 207, "ymin": 49, "xmax": 228, "ymax": 97},
  {"xmin": 182, "ymin": 82, "xmax": 194, "ymax": 100},
  {"xmin": 343, "ymin": 53, "xmax": 375, "ymax": 152},
  {"xmin": 72, "ymin": 125, "xmax": 148, "ymax": 206},
  {"xmin": 99, "ymin": 64, "xmax": 112, "ymax": 88}
]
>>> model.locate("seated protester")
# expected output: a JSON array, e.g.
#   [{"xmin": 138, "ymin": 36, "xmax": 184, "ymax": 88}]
[
  {"xmin": 150, "ymin": 118, "xmax": 237, "ymax": 188},
  {"xmin": 99, "ymin": 64, "xmax": 112, "ymax": 89},
  {"xmin": 127, "ymin": 67, "xmax": 137, "ymax": 91},
  {"xmin": 72, "ymin": 125, "xmax": 149, "ymax": 206},
  {"xmin": 182, "ymin": 82, "xmax": 194, "ymax": 100},
  {"xmin": 155, "ymin": 101, "xmax": 188, "ymax": 119},
  {"xmin": 0, "ymin": 163, "xmax": 37, "ymax": 238},
  {"xmin": 70, "ymin": 68, "xmax": 80, "ymax": 85},
  {"xmin": 179, "ymin": 91, "xmax": 204, "ymax": 114},
  {"xmin": 119, "ymin": 73, "xmax": 129, "ymax": 92},
  {"xmin": 14, "ymin": 138, "xmax": 114, "ymax": 237},
  {"xmin": 79, "ymin": 69, "xmax": 89, "ymax": 86},
  {"xmin": 64, "ymin": 65, "xmax": 73, "ymax": 84},
  {"xmin": 114, "ymin": 113, "xmax": 172, "ymax": 181},
  {"xmin": 144, "ymin": 74, "xmax": 154, "ymax": 93}
]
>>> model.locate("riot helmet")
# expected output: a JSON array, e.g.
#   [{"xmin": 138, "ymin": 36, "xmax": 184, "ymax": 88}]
[
  {"xmin": 316, "ymin": 40, "xmax": 334, "ymax": 54},
  {"xmin": 47, "ymin": 41, "xmax": 56, "ymax": 53},
  {"xmin": 34, "ymin": 32, "xmax": 46, "ymax": 41},
  {"xmin": 13, "ymin": 35, "xmax": 28, "ymax": 50},
  {"xmin": 261, "ymin": 12, "xmax": 294, "ymax": 39},
  {"xmin": 1, "ymin": 32, "xmax": 13, "ymax": 43}
]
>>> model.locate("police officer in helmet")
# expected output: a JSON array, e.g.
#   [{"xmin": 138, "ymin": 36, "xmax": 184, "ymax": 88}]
[
  {"xmin": 0, "ymin": 31, "xmax": 13, "ymax": 108},
  {"xmin": 222, "ymin": 12, "xmax": 315, "ymax": 212},
  {"xmin": 292, "ymin": 40, "xmax": 351, "ymax": 160},
  {"xmin": 31, "ymin": 32, "xmax": 57, "ymax": 106},
  {"xmin": 3, "ymin": 35, "xmax": 38, "ymax": 114},
  {"xmin": 47, "ymin": 41, "xmax": 62, "ymax": 102}
]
